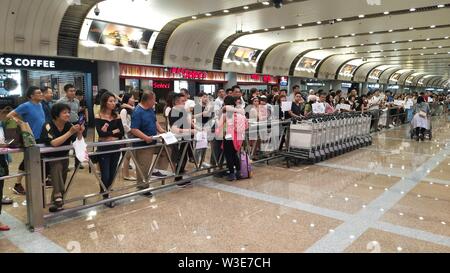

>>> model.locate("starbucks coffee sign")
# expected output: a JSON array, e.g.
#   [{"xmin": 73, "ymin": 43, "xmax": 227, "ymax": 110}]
[{"xmin": 0, "ymin": 56, "xmax": 56, "ymax": 68}]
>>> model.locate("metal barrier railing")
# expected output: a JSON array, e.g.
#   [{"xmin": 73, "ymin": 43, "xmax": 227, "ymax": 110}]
[{"xmin": 1, "ymin": 102, "xmax": 448, "ymax": 231}]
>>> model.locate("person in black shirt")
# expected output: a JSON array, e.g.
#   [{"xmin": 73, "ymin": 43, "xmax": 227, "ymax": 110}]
[
  {"xmin": 169, "ymin": 93, "xmax": 193, "ymax": 187},
  {"xmin": 95, "ymin": 92, "xmax": 125, "ymax": 208},
  {"xmin": 289, "ymin": 92, "xmax": 305, "ymax": 123},
  {"xmin": 40, "ymin": 103, "xmax": 84, "ymax": 213}
]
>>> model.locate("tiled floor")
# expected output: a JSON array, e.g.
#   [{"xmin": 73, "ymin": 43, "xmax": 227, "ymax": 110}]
[{"xmin": 1, "ymin": 116, "xmax": 449, "ymax": 253}]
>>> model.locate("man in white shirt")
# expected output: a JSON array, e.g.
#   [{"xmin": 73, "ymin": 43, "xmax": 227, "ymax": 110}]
[
  {"xmin": 180, "ymin": 88, "xmax": 196, "ymax": 112},
  {"xmin": 214, "ymin": 88, "xmax": 225, "ymax": 118},
  {"xmin": 368, "ymin": 90, "xmax": 382, "ymax": 132}
]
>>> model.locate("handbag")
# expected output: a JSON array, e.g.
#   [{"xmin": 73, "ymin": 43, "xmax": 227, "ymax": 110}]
[{"xmin": 419, "ymin": 110, "xmax": 427, "ymax": 118}]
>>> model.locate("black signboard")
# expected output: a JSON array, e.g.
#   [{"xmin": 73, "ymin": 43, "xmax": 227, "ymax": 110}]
[{"xmin": 0, "ymin": 53, "xmax": 97, "ymax": 73}]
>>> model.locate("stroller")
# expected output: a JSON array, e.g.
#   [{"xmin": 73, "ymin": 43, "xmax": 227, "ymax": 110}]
[{"xmin": 410, "ymin": 113, "xmax": 432, "ymax": 141}]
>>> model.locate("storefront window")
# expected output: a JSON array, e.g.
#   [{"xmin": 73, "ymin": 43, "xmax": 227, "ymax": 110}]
[{"xmin": 0, "ymin": 69, "xmax": 21, "ymax": 97}]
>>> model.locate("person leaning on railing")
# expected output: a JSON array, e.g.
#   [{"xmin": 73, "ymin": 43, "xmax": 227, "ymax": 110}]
[
  {"xmin": 39, "ymin": 103, "xmax": 84, "ymax": 213},
  {"xmin": 95, "ymin": 92, "xmax": 125, "ymax": 208},
  {"xmin": 130, "ymin": 91, "xmax": 169, "ymax": 198}
]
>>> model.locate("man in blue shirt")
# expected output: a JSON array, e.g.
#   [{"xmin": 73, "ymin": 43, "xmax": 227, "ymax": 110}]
[
  {"xmin": 130, "ymin": 91, "xmax": 169, "ymax": 197},
  {"xmin": 6, "ymin": 86, "xmax": 45, "ymax": 195}
]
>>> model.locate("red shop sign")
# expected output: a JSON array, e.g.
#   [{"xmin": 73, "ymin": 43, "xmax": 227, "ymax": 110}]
[
  {"xmin": 153, "ymin": 82, "xmax": 171, "ymax": 89},
  {"xmin": 170, "ymin": 67, "xmax": 208, "ymax": 80}
]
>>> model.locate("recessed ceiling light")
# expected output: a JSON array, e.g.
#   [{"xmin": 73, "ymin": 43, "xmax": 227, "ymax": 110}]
[
  {"xmin": 394, "ymin": 49, "xmax": 398, "ymax": 51},
  {"xmin": 317, "ymin": 21, "xmax": 322, "ymax": 24},
  {"xmin": 434, "ymin": 52, "xmax": 438, "ymax": 55},
  {"xmin": 346, "ymin": 45, "xmax": 350, "ymax": 47},
  {"xmin": 262, "ymin": 1, "xmax": 270, "ymax": 5},
  {"xmin": 426, "ymin": 38, "xmax": 431, "ymax": 41},
  {"xmin": 376, "ymin": 42, "xmax": 380, "ymax": 45},
  {"xmin": 369, "ymin": 31, "xmax": 374, "ymax": 34},
  {"xmin": 408, "ymin": 48, "xmax": 412, "ymax": 50},
  {"xmin": 205, "ymin": 13, "xmax": 212, "ymax": 16},
  {"xmin": 264, "ymin": 28, "xmax": 269, "ymax": 31},
  {"xmin": 438, "ymin": 4, "xmax": 445, "ymax": 8},
  {"xmin": 430, "ymin": 25, "xmax": 436, "ymax": 28},
  {"xmin": 332, "ymin": 46, "xmax": 336, "ymax": 48},
  {"xmin": 351, "ymin": 33, "xmax": 356, "ymax": 36},
  {"xmin": 223, "ymin": 9, "xmax": 229, "ymax": 13},
  {"xmin": 409, "ymin": 8, "xmax": 416, "ymax": 12},
  {"xmin": 380, "ymin": 49, "xmax": 384, "ymax": 52},
  {"xmin": 336, "ymin": 18, "xmax": 343, "ymax": 22},
  {"xmin": 367, "ymin": 50, "xmax": 371, "ymax": 53},
  {"xmin": 420, "ymin": 53, "xmax": 424, "ymax": 55},
  {"xmin": 318, "ymin": 37, "xmax": 322, "ymax": 40},
  {"xmin": 409, "ymin": 27, "xmax": 414, "ymax": 30},
  {"xmin": 392, "ymin": 41, "xmax": 396, "ymax": 43},
  {"xmin": 304, "ymin": 38, "xmax": 308, "ymax": 41},
  {"xmin": 289, "ymin": 40, "xmax": 293, "ymax": 43},
  {"xmin": 243, "ymin": 6, "xmax": 249, "ymax": 9},
  {"xmin": 191, "ymin": 16, "xmax": 197, "ymax": 19},
  {"xmin": 423, "ymin": 47, "xmax": 427, "ymax": 49},
  {"xmin": 438, "ymin": 46, "xmax": 443, "ymax": 48},
  {"xmin": 408, "ymin": 39, "xmax": 413, "ymax": 42},
  {"xmin": 360, "ymin": 43, "xmax": 365, "ymax": 46},
  {"xmin": 248, "ymin": 30, "xmax": 253, "ymax": 33},
  {"xmin": 445, "ymin": 36, "xmax": 449, "ymax": 39},
  {"xmin": 334, "ymin": 35, "xmax": 339, "ymax": 38},
  {"xmin": 298, "ymin": 23, "xmax": 303, "ymax": 27},
  {"xmin": 280, "ymin": 26, "xmax": 285, "ymax": 29},
  {"xmin": 384, "ymin": 11, "xmax": 390, "ymax": 15},
  {"xmin": 358, "ymin": 14, "xmax": 365, "ymax": 18}
]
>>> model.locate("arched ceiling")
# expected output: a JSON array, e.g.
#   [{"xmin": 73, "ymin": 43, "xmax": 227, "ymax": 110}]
[{"xmin": 1, "ymin": 0, "xmax": 449, "ymax": 88}]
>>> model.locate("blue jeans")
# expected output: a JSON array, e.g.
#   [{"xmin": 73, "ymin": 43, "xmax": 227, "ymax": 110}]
[
  {"xmin": 98, "ymin": 151, "xmax": 121, "ymax": 198},
  {"xmin": 406, "ymin": 109, "xmax": 414, "ymax": 123}
]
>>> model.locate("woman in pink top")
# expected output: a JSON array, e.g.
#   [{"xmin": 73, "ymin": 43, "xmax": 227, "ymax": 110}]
[{"xmin": 216, "ymin": 96, "xmax": 248, "ymax": 181}]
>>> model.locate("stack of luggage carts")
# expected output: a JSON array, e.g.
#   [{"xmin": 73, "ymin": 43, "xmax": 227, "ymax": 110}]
[{"xmin": 285, "ymin": 112, "xmax": 372, "ymax": 166}]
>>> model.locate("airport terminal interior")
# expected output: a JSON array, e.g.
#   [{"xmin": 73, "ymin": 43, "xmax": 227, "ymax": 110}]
[{"xmin": 0, "ymin": 0, "xmax": 450, "ymax": 254}]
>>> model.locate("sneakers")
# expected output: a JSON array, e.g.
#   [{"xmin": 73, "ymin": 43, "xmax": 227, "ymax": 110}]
[
  {"xmin": 142, "ymin": 191, "xmax": 154, "ymax": 198},
  {"xmin": 12, "ymin": 183, "xmax": 25, "ymax": 195},
  {"xmin": 152, "ymin": 171, "xmax": 167, "ymax": 178},
  {"xmin": 124, "ymin": 176, "xmax": 137, "ymax": 181},
  {"xmin": 175, "ymin": 176, "xmax": 192, "ymax": 188},
  {"xmin": 49, "ymin": 197, "xmax": 64, "ymax": 213},
  {"xmin": 0, "ymin": 224, "xmax": 10, "ymax": 231},
  {"xmin": 1, "ymin": 197, "xmax": 13, "ymax": 205},
  {"xmin": 104, "ymin": 201, "xmax": 116, "ymax": 208},
  {"xmin": 45, "ymin": 179, "xmax": 53, "ymax": 188},
  {"xmin": 226, "ymin": 173, "xmax": 237, "ymax": 181}
]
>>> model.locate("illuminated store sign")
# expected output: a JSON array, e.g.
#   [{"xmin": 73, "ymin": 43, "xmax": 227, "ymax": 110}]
[
  {"xmin": 120, "ymin": 64, "xmax": 226, "ymax": 81},
  {"xmin": 0, "ymin": 57, "xmax": 56, "ymax": 68},
  {"xmin": 153, "ymin": 82, "xmax": 171, "ymax": 89},
  {"xmin": 237, "ymin": 73, "xmax": 278, "ymax": 84}
]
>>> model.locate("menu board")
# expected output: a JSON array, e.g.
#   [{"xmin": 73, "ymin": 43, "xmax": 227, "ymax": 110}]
[
  {"xmin": 87, "ymin": 20, "xmax": 154, "ymax": 50},
  {"xmin": 226, "ymin": 46, "xmax": 262, "ymax": 63}
]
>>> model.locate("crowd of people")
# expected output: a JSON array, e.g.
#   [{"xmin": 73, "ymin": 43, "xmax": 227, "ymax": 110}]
[{"xmin": 0, "ymin": 83, "xmax": 449, "ymax": 231}]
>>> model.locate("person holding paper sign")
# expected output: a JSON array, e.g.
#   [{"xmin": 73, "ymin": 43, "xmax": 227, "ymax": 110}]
[
  {"xmin": 131, "ymin": 91, "xmax": 169, "ymax": 197},
  {"xmin": 95, "ymin": 92, "xmax": 125, "ymax": 208},
  {"xmin": 39, "ymin": 103, "xmax": 84, "ymax": 213}
]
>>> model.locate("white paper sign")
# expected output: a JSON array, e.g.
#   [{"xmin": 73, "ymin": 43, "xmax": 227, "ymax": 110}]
[
  {"xmin": 281, "ymin": 102, "xmax": 292, "ymax": 112},
  {"xmin": 405, "ymin": 99, "xmax": 414, "ymax": 109},
  {"xmin": 73, "ymin": 137, "xmax": 89, "ymax": 163},
  {"xmin": 337, "ymin": 104, "xmax": 351, "ymax": 111},
  {"xmin": 159, "ymin": 132, "xmax": 178, "ymax": 145},
  {"xmin": 195, "ymin": 131, "xmax": 208, "ymax": 150},
  {"xmin": 312, "ymin": 102, "xmax": 326, "ymax": 114}
]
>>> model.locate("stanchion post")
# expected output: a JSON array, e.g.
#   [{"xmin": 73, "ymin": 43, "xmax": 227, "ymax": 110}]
[{"xmin": 24, "ymin": 145, "xmax": 45, "ymax": 231}]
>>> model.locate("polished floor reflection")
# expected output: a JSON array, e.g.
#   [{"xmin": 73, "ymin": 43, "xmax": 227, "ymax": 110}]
[{"xmin": 1, "ymin": 116, "xmax": 449, "ymax": 253}]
